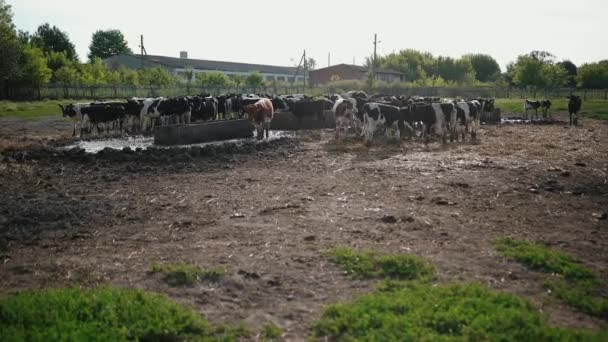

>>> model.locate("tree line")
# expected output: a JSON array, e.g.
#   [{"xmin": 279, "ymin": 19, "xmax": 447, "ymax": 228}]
[
  {"xmin": 1, "ymin": 0, "xmax": 607, "ymax": 99},
  {"xmin": 368, "ymin": 49, "xmax": 607, "ymax": 90}
]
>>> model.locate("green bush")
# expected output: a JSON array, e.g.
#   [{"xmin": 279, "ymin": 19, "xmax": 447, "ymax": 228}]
[
  {"xmin": 312, "ymin": 282, "xmax": 606, "ymax": 341},
  {"xmin": 328, "ymin": 248, "xmax": 435, "ymax": 281},
  {"xmin": 545, "ymin": 279, "xmax": 608, "ymax": 319},
  {"xmin": 0, "ymin": 287, "xmax": 227, "ymax": 341},
  {"xmin": 150, "ymin": 263, "xmax": 225, "ymax": 286}
]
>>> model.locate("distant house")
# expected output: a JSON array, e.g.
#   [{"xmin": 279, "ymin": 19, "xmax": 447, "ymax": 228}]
[
  {"xmin": 103, "ymin": 52, "xmax": 304, "ymax": 83},
  {"xmin": 309, "ymin": 64, "xmax": 405, "ymax": 85}
]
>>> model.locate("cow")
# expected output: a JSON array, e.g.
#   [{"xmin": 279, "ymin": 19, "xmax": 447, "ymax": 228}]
[
  {"xmin": 59, "ymin": 103, "xmax": 89, "ymax": 137},
  {"xmin": 190, "ymin": 96, "xmax": 217, "ymax": 122},
  {"xmin": 216, "ymin": 95, "xmax": 232, "ymax": 120},
  {"xmin": 541, "ymin": 99, "xmax": 552, "ymax": 118},
  {"xmin": 524, "ymin": 100, "xmax": 541, "ymax": 119},
  {"xmin": 405, "ymin": 102, "xmax": 448, "ymax": 144},
  {"xmin": 242, "ymin": 98, "xmax": 274, "ymax": 140},
  {"xmin": 454, "ymin": 101, "xmax": 480, "ymax": 140},
  {"xmin": 332, "ymin": 96, "xmax": 358, "ymax": 139},
  {"xmin": 361, "ymin": 102, "xmax": 406, "ymax": 145},
  {"xmin": 567, "ymin": 95, "xmax": 582, "ymax": 125},
  {"xmin": 81, "ymin": 103, "xmax": 127, "ymax": 135},
  {"xmin": 290, "ymin": 99, "xmax": 332, "ymax": 129}
]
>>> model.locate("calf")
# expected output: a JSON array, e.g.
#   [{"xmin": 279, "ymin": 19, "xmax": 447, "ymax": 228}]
[
  {"xmin": 242, "ymin": 98, "xmax": 274, "ymax": 140},
  {"xmin": 190, "ymin": 96, "xmax": 217, "ymax": 122},
  {"xmin": 567, "ymin": 95, "xmax": 582, "ymax": 125},
  {"xmin": 59, "ymin": 103, "xmax": 89, "ymax": 137},
  {"xmin": 361, "ymin": 102, "xmax": 406, "ymax": 145}
]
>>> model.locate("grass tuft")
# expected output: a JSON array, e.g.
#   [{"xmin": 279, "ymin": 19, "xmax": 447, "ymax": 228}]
[
  {"xmin": 261, "ymin": 323, "xmax": 283, "ymax": 341},
  {"xmin": 494, "ymin": 238, "xmax": 594, "ymax": 280},
  {"xmin": 495, "ymin": 238, "xmax": 607, "ymax": 318},
  {"xmin": 328, "ymin": 247, "xmax": 435, "ymax": 281},
  {"xmin": 150, "ymin": 263, "xmax": 225, "ymax": 286},
  {"xmin": 312, "ymin": 281, "xmax": 606, "ymax": 341},
  {"xmin": 0, "ymin": 287, "xmax": 248, "ymax": 341}
]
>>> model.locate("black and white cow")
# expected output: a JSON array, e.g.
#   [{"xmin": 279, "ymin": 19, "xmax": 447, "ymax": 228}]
[
  {"xmin": 404, "ymin": 102, "xmax": 449, "ymax": 144},
  {"xmin": 361, "ymin": 102, "xmax": 406, "ymax": 145},
  {"xmin": 524, "ymin": 100, "xmax": 541, "ymax": 119},
  {"xmin": 454, "ymin": 101, "xmax": 480, "ymax": 140},
  {"xmin": 567, "ymin": 95, "xmax": 582, "ymax": 125},
  {"xmin": 216, "ymin": 95, "xmax": 232, "ymax": 120},
  {"xmin": 541, "ymin": 99, "xmax": 552, "ymax": 118},
  {"xmin": 332, "ymin": 95, "xmax": 359, "ymax": 139},
  {"xmin": 290, "ymin": 99, "xmax": 333, "ymax": 129},
  {"xmin": 189, "ymin": 96, "xmax": 217, "ymax": 122},
  {"xmin": 81, "ymin": 103, "xmax": 127, "ymax": 135},
  {"xmin": 58, "ymin": 103, "xmax": 89, "ymax": 136}
]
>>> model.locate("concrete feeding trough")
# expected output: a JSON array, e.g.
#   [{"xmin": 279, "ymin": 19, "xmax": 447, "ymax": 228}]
[
  {"xmin": 153, "ymin": 110, "xmax": 335, "ymax": 146},
  {"xmin": 154, "ymin": 119, "xmax": 254, "ymax": 145}
]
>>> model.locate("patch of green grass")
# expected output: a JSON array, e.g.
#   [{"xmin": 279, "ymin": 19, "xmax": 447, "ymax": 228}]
[
  {"xmin": 495, "ymin": 98, "xmax": 608, "ymax": 120},
  {"xmin": 0, "ymin": 99, "xmax": 119, "ymax": 120},
  {"xmin": 261, "ymin": 323, "xmax": 283, "ymax": 341},
  {"xmin": 545, "ymin": 279, "xmax": 608, "ymax": 319},
  {"xmin": 0, "ymin": 287, "xmax": 249, "ymax": 341},
  {"xmin": 495, "ymin": 238, "xmax": 607, "ymax": 319},
  {"xmin": 150, "ymin": 263, "xmax": 225, "ymax": 286},
  {"xmin": 494, "ymin": 238, "xmax": 594, "ymax": 280},
  {"xmin": 328, "ymin": 247, "xmax": 435, "ymax": 281},
  {"xmin": 312, "ymin": 281, "xmax": 606, "ymax": 341}
]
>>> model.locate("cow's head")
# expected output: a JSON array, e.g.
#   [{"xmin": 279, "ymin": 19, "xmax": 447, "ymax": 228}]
[{"xmin": 59, "ymin": 104, "xmax": 76, "ymax": 117}]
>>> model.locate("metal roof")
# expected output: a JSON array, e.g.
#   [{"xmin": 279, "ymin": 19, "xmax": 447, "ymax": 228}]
[{"xmin": 119, "ymin": 54, "xmax": 299, "ymax": 75}]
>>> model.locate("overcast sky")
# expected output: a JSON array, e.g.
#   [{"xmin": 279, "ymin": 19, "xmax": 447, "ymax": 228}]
[{"xmin": 10, "ymin": 0, "xmax": 607, "ymax": 71}]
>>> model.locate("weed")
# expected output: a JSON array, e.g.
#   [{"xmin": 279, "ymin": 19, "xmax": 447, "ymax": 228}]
[
  {"xmin": 261, "ymin": 323, "xmax": 283, "ymax": 340},
  {"xmin": 312, "ymin": 281, "xmax": 606, "ymax": 341},
  {"xmin": 328, "ymin": 247, "xmax": 435, "ymax": 281},
  {"xmin": 0, "ymin": 287, "xmax": 223, "ymax": 341}
]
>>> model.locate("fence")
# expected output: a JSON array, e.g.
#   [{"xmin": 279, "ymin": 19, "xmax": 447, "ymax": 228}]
[{"xmin": 4, "ymin": 83, "xmax": 608, "ymax": 101}]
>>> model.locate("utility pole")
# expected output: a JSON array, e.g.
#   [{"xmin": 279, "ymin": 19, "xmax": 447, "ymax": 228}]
[
  {"xmin": 139, "ymin": 34, "xmax": 147, "ymax": 69},
  {"xmin": 328, "ymin": 52, "xmax": 330, "ymax": 67},
  {"xmin": 372, "ymin": 33, "xmax": 378, "ymax": 82},
  {"xmin": 303, "ymin": 49, "xmax": 307, "ymax": 89}
]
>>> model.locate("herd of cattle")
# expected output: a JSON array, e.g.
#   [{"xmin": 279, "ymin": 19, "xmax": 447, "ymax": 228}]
[{"xmin": 58, "ymin": 92, "xmax": 584, "ymax": 144}]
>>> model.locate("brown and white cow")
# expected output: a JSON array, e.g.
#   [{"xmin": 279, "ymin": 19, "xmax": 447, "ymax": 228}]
[{"xmin": 242, "ymin": 98, "xmax": 274, "ymax": 140}]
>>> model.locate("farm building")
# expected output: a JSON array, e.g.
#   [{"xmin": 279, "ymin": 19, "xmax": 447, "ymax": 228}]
[
  {"xmin": 103, "ymin": 52, "xmax": 305, "ymax": 83},
  {"xmin": 308, "ymin": 64, "xmax": 405, "ymax": 85}
]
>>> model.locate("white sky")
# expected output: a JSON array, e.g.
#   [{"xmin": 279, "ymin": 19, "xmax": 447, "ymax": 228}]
[{"xmin": 10, "ymin": 0, "xmax": 607, "ymax": 71}]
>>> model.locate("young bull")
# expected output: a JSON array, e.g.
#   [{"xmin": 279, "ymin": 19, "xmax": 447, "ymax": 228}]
[
  {"xmin": 361, "ymin": 102, "xmax": 407, "ymax": 145},
  {"xmin": 242, "ymin": 98, "xmax": 274, "ymax": 140}
]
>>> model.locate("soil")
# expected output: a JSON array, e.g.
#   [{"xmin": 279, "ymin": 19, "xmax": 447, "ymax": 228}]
[{"xmin": 1, "ymin": 112, "xmax": 607, "ymax": 340}]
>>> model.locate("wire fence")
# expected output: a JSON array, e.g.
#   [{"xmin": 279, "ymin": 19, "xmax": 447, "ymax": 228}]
[{"xmin": 5, "ymin": 83, "xmax": 608, "ymax": 101}]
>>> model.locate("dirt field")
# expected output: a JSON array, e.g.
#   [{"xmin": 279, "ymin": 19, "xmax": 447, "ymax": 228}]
[{"xmin": 1, "ymin": 113, "xmax": 607, "ymax": 339}]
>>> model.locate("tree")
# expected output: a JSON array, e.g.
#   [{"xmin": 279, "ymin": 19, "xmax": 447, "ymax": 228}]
[
  {"xmin": 245, "ymin": 72, "xmax": 264, "ymax": 89},
  {"xmin": 0, "ymin": 0, "xmax": 21, "ymax": 98},
  {"xmin": 119, "ymin": 67, "xmax": 139, "ymax": 85},
  {"xmin": 54, "ymin": 64, "xmax": 78, "ymax": 84},
  {"xmin": 46, "ymin": 51, "xmax": 72, "ymax": 74},
  {"xmin": 79, "ymin": 57, "xmax": 107, "ymax": 86},
  {"xmin": 577, "ymin": 62, "xmax": 608, "ymax": 89},
  {"xmin": 512, "ymin": 55, "xmax": 546, "ymax": 87},
  {"xmin": 88, "ymin": 29, "xmax": 132, "ymax": 61},
  {"xmin": 233, "ymin": 74, "xmax": 243, "ymax": 89},
  {"xmin": 30, "ymin": 23, "xmax": 78, "ymax": 61},
  {"xmin": 557, "ymin": 60, "xmax": 577, "ymax": 87},
  {"xmin": 462, "ymin": 54, "xmax": 501, "ymax": 82},
  {"xmin": 137, "ymin": 67, "xmax": 177, "ymax": 87},
  {"xmin": 18, "ymin": 45, "xmax": 52, "ymax": 97},
  {"xmin": 305, "ymin": 57, "xmax": 316, "ymax": 70},
  {"xmin": 196, "ymin": 72, "xmax": 232, "ymax": 89}
]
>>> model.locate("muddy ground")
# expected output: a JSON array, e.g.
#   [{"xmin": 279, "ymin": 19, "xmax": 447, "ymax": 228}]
[{"xmin": 0, "ymin": 112, "xmax": 607, "ymax": 340}]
